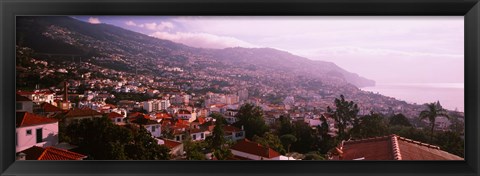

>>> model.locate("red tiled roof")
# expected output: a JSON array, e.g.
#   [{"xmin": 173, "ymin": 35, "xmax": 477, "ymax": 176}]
[
  {"xmin": 231, "ymin": 139, "xmax": 281, "ymax": 159},
  {"xmin": 335, "ymin": 134, "xmax": 463, "ymax": 160},
  {"xmin": 16, "ymin": 94, "xmax": 32, "ymax": 101},
  {"xmin": 162, "ymin": 139, "xmax": 182, "ymax": 149},
  {"xmin": 17, "ymin": 90, "xmax": 54, "ymax": 95},
  {"xmin": 64, "ymin": 108, "xmax": 102, "ymax": 118},
  {"xmin": 155, "ymin": 112, "xmax": 172, "ymax": 119},
  {"xmin": 107, "ymin": 112, "xmax": 124, "ymax": 119},
  {"xmin": 18, "ymin": 146, "xmax": 86, "ymax": 160},
  {"xmin": 40, "ymin": 102, "xmax": 63, "ymax": 112},
  {"xmin": 223, "ymin": 125, "xmax": 242, "ymax": 133},
  {"xmin": 16, "ymin": 112, "xmax": 58, "ymax": 128}
]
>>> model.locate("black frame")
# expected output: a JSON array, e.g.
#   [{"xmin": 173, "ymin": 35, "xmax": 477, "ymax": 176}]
[{"xmin": 1, "ymin": 0, "xmax": 479, "ymax": 176}]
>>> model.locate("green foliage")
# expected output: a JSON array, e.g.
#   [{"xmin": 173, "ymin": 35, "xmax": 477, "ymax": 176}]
[
  {"xmin": 433, "ymin": 131, "xmax": 464, "ymax": 157},
  {"xmin": 280, "ymin": 134, "xmax": 297, "ymax": 153},
  {"xmin": 253, "ymin": 132, "xmax": 286, "ymax": 155},
  {"xmin": 316, "ymin": 115, "xmax": 337, "ymax": 154},
  {"xmin": 326, "ymin": 95, "xmax": 359, "ymax": 141},
  {"xmin": 350, "ymin": 112, "xmax": 389, "ymax": 139},
  {"xmin": 303, "ymin": 151, "xmax": 326, "ymax": 160},
  {"xmin": 234, "ymin": 103, "xmax": 268, "ymax": 139},
  {"xmin": 183, "ymin": 138, "xmax": 208, "ymax": 160},
  {"xmin": 290, "ymin": 121, "xmax": 316, "ymax": 153},
  {"xmin": 389, "ymin": 113, "xmax": 412, "ymax": 127},
  {"xmin": 65, "ymin": 117, "xmax": 170, "ymax": 160},
  {"xmin": 419, "ymin": 101, "xmax": 450, "ymax": 142},
  {"xmin": 206, "ymin": 113, "xmax": 232, "ymax": 160},
  {"xmin": 277, "ymin": 115, "xmax": 294, "ymax": 136}
]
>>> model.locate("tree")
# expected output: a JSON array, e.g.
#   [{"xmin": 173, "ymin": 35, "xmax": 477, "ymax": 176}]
[
  {"xmin": 183, "ymin": 133, "xmax": 207, "ymax": 160},
  {"xmin": 280, "ymin": 134, "xmax": 297, "ymax": 153},
  {"xmin": 350, "ymin": 112, "xmax": 389, "ymax": 139},
  {"xmin": 290, "ymin": 121, "xmax": 316, "ymax": 153},
  {"xmin": 206, "ymin": 113, "xmax": 233, "ymax": 160},
  {"xmin": 389, "ymin": 113, "xmax": 412, "ymax": 127},
  {"xmin": 65, "ymin": 117, "xmax": 171, "ymax": 160},
  {"xmin": 419, "ymin": 101, "xmax": 450, "ymax": 142},
  {"xmin": 277, "ymin": 115, "xmax": 294, "ymax": 136},
  {"xmin": 326, "ymin": 95, "xmax": 360, "ymax": 141},
  {"xmin": 234, "ymin": 103, "xmax": 268, "ymax": 139},
  {"xmin": 253, "ymin": 132, "xmax": 286, "ymax": 155},
  {"xmin": 303, "ymin": 151, "xmax": 326, "ymax": 160},
  {"xmin": 316, "ymin": 115, "xmax": 337, "ymax": 154}
]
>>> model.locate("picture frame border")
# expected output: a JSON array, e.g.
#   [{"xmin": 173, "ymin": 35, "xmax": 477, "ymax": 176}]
[{"xmin": 1, "ymin": 0, "xmax": 478, "ymax": 176}]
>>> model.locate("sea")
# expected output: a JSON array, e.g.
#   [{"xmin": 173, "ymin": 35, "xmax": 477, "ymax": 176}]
[{"xmin": 360, "ymin": 83, "xmax": 464, "ymax": 112}]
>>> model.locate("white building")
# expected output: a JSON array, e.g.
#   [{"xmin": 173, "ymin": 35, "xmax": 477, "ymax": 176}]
[
  {"xmin": 16, "ymin": 112, "xmax": 59, "ymax": 152},
  {"xmin": 177, "ymin": 109, "xmax": 197, "ymax": 122},
  {"xmin": 230, "ymin": 139, "xmax": 296, "ymax": 160}
]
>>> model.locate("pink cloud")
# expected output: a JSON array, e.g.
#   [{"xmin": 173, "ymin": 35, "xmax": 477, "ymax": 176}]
[
  {"xmin": 150, "ymin": 31, "xmax": 258, "ymax": 49},
  {"xmin": 88, "ymin": 17, "xmax": 101, "ymax": 24}
]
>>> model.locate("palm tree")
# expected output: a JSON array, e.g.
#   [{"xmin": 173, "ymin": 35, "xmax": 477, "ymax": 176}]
[{"xmin": 419, "ymin": 101, "xmax": 450, "ymax": 142}]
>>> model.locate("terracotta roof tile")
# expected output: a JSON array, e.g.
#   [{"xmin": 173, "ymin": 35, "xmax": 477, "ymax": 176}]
[
  {"xmin": 64, "ymin": 108, "xmax": 102, "ymax": 118},
  {"xmin": 40, "ymin": 102, "xmax": 64, "ymax": 112},
  {"xmin": 107, "ymin": 112, "xmax": 124, "ymax": 119},
  {"xmin": 18, "ymin": 146, "xmax": 86, "ymax": 160},
  {"xmin": 16, "ymin": 112, "xmax": 58, "ymax": 128},
  {"xmin": 162, "ymin": 139, "xmax": 182, "ymax": 149},
  {"xmin": 335, "ymin": 134, "xmax": 463, "ymax": 160},
  {"xmin": 231, "ymin": 139, "xmax": 281, "ymax": 159}
]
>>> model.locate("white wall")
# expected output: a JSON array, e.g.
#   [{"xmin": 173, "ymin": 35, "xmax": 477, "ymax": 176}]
[
  {"xmin": 16, "ymin": 122, "xmax": 59, "ymax": 152},
  {"xmin": 144, "ymin": 124, "xmax": 161, "ymax": 138}
]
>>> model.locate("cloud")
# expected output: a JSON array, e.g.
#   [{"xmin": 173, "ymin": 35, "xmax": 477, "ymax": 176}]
[
  {"xmin": 88, "ymin": 17, "xmax": 101, "ymax": 24},
  {"xmin": 125, "ymin": 20, "xmax": 137, "ymax": 26},
  {"xmin": 150, "ymin": 31, "xmax": 259, "ymax": 49},
  {"xmin": 125, "ymin": 21, "xmax": 175, "ymax": 31}
]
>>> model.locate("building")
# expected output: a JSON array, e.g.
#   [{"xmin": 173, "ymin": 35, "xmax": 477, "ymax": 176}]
[
  {"xmin": 223, "ymin": 125, "xmax": 245, "ymax": 141},
  {"xmin": 177, "ymin": 109, "xmax": 197, "ymax": 122},
  {"xmin": 158, "ymin": 138, "xmax": 184, "ymax": 157},
  {"xmin": 16, "ymin": 94, "xmax": 33, "ymax": 113},
  {"xmin": 107, "ymin": 112, "xmax": 125, "ymax": 125},
  {"xmin": 17, "ymin": 146, "xmax": 86, "ymax": 160},
  {"xmin": 329, "ymin": 134, "xmax": 463, "ymax": 160},
  {"xmin": 130, "ymin": 114, "xmax": 162, "ymax": 138},
  {"xmin": 230, "ymin": 139, "xmax": 296, "ymax": 160},
  {"xmin": 17, "ymin": 90, "xmax": 55, "ymax": 105},
  {"xmin": 60, "ymin": 108, "xmax": 103, "ymax": 125},
  {"xmin": 37, "ymin": 102, "xmax": 64, "ymax": 118},
  {"xmin": 143, "ymin": 99, "xmax": 171, "ymax": 113},
  {"xmin": 16, "ymin": 112, "xmax": 59, "ymax": 152}
]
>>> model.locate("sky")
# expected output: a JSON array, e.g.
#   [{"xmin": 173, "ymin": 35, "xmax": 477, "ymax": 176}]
[{"xmin": 74, "ymin": 16, "xmax": 464, "ymax": 85}]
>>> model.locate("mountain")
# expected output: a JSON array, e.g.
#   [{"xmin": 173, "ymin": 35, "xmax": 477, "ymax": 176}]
[{"xmin": 16, "ymin": 16, "xmax": 375, "ymax": 88}]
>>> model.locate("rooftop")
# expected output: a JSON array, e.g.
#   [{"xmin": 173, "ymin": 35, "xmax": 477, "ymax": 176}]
[
  {"xmin": 231, "ymin": 139, "xmax": 281, "ymax": 159},
  {"xmin": 16, "ymin": 112, "xmax": 58, "ymax": 128},
  {"xmin": 18, "ymin": 146, "xmax": 86, "ymax": 160},
  {"xmin": 332, "ymin": 134, "xmax": 463, "ymax": 160}
]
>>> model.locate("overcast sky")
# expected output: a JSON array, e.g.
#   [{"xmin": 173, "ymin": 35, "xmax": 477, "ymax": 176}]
[{"xmin": 74, "ymin": 16, "xmax": 464, "ymax": 85}]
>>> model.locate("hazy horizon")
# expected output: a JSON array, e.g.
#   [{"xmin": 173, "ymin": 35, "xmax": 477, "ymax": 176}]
[{"xmin": 73, "ymin": 16, "xmax": 464, "ymax": 85}]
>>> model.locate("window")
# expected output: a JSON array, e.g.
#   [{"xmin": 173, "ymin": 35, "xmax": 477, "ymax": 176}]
[
  {"xmin": 201, "ymin": 133, "xmax": 204, "ymax": 138},
  {"xmin": 236, "ymin": 132, "xmax": 244, "ymax": 137},
  {"xmin": 151, "ymin": 126, "xmax": 156, "ymax": 132},
  {"xmin": 26, "ymin": 129, "xmax": 32, "ymax": 135},
  {"xmin": 117, "ymin": 118, "xmax": 121, "ymax": 122},
  {"xmin": 36, "ymin": 128, "xmax": 43, "ymax": 143},
  {"xmin": 176, "ymin": 136, "xmax": 180, "ymax": 141},
  {"xmin": 192, "ymin": 134, "xmax": 197, "ymax": 140},
  {"xmin": 16, "ymin": 102, "xmax": 23, "ymax": 110}
]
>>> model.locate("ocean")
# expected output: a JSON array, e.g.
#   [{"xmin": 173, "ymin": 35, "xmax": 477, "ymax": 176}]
[{"xmin": 360, "ymin": 83, "xmax": 464, "ymax": 112}]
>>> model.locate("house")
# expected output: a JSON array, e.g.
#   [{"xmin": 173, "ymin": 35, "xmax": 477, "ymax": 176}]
[
  {"xmin": 223, "ymin": 125, "xmax": 245, "ymax": 141},
  {"xmin": 177, "ymin": 109, "xmax": 197, "ymax": 122},
  {"xmin": 329, "ymin": 134, "xmax": 463, "ymax": 160},
  {"xmin": 16, "ymin": 112, "xmax": 58, "ymax": 152},
  {"xmin": 16, "ymin": 94, "xmax": 33, "ymax": 113},
  {"xmin": 107, "ymin": 112, "xmax": 125, "ymax": 125},
  {"xmin": 17, "ymin": 146, "xmax": 86, "ymax": 160},
  {"xmin": 158, "ymin": 138, "xmax": 184, "ymax": 157},
  {"xmin": 230, "ymin": 139, "xmax": 296, "ymax": 160},
  {"xmin": 37, "ymin": 102, "xmax": 64, "ymax": 117},
  {"xmin": 60, "ymin": 108, "xmax": 103, "ymax": 125},
  {"xmin": 130, "ymin": 114, "xmax": 162, "ymax": 138},
  {"xmin": 189, "ymin": 128, "xmax": 206, "ymax": 141},
  {"xmin": 17, "ymin": 90, "xmax": 55, "ymax": 105}
]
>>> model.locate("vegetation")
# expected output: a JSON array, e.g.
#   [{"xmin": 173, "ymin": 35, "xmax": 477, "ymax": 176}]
[
  {"xmin": 326, "ymin": 95, "xmax": 360, "ymax": 141},
  {"xmin": 419, "ymin": 101, "xmax": 450, "ymax": 141},
  {"xmin": 234, "ymin": 103, "xmax": 268, "ymax": 139},
  {"xmin": 64, "ymin": 117, "xmax": 170, "ymax": 160},
  {"xmin": 253, "ymin": 132, "xmax": 286, "ymax": 155}
]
